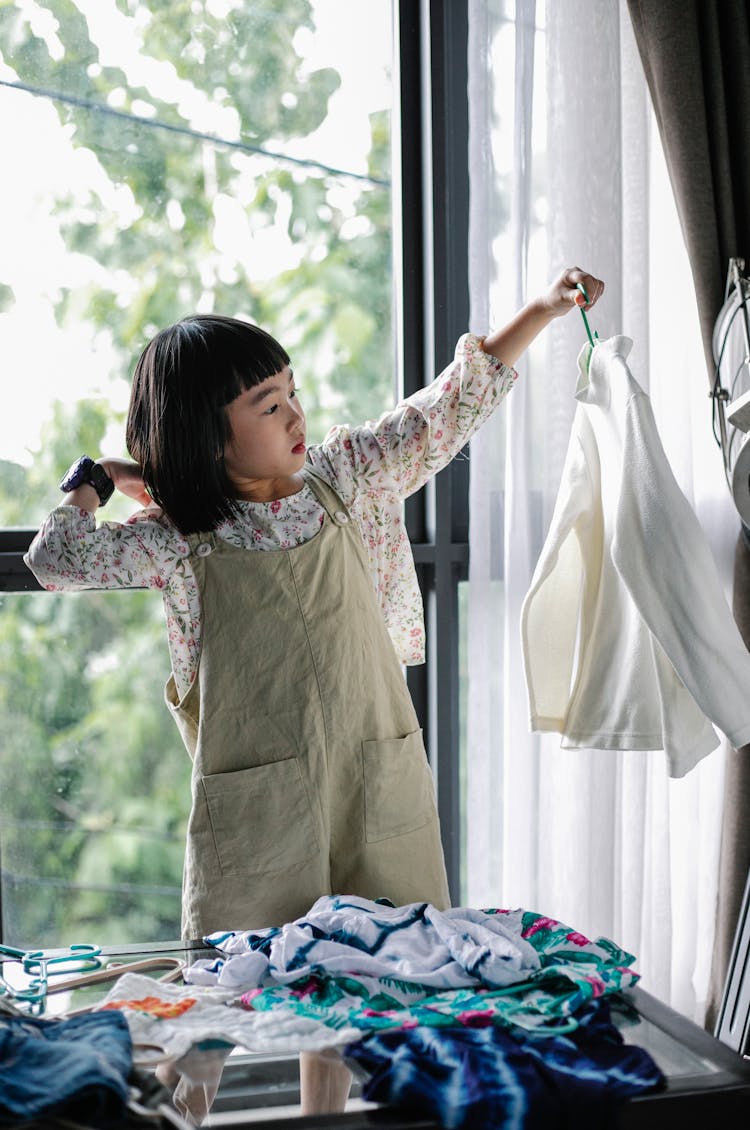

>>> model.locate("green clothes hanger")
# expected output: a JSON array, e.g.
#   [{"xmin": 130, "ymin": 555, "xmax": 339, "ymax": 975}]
[{"xmin": 576, "ymin": 282, "xmax": 599, "ymax": 348}]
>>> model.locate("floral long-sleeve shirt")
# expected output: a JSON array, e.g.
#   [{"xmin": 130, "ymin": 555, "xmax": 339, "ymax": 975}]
[{"xmin": 25, "ymin": 334, "xmax": 516, "ymax": 699}]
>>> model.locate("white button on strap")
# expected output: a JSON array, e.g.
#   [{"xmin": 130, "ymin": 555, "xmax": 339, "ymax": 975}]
[
  {"xmin": 333, "ymin": 511, "xmax": 349, "ymax": 525},
  {"xmin": 195, "ymin": 542, "xmax": 213, "ymax": 557}
]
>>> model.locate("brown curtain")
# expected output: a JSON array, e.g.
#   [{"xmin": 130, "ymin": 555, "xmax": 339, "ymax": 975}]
[{"xmin": 626, "ymin": 0, "xmax": 750, "ymax": 1031}]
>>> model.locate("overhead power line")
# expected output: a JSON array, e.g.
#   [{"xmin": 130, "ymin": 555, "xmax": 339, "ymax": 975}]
[{"xmin": 0, "ymin": 77, "xmax": 391, "ymax": 187}]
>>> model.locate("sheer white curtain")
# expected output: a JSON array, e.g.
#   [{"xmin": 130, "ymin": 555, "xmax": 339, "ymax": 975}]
[{"xmin": 466, "ymin": 0, "xmax": 734, "ymax": 1022}]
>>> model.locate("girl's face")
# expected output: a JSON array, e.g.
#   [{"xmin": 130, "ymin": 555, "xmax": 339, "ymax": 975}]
[{"xmin": 223, "ymin": 365, "xmax": 306, "ymax": 500}]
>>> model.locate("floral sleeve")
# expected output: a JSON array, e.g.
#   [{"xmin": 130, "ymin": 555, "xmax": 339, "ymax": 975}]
[
  {"xmin": 24, "ymin": 504, "xmax": 189, "ymax": 592},
  {"xmin": 313, "ymin": 333, "xmax": 516, "ymax": 505}
]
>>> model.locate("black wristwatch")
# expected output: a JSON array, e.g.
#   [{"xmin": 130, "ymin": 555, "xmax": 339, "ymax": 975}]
[{"xmin": 59, "ymin": 455, "xmax": 115, "ymax": 506}]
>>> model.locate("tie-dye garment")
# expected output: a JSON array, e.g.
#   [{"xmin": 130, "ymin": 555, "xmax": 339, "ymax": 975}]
[
  {"xmin": 344, "ymin": 1001, "xmax": 665, "ymax": 1130},
  {"xmin": 201, "ymin": 897, "xmax": 542, "ymax": 990},
  {"xmin": 191, "ymin": 896, "xmax": 640, "ymax": 1036}
]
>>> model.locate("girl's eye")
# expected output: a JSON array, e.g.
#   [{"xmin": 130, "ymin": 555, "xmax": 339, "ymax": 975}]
[{"xmin": 262, "ymin": 387, "xmax": 299, "ymax": 413}]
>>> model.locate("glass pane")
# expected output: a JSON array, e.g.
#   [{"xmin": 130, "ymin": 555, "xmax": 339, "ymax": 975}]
[
  {"xmin": 0, "ymin": 0, "xmax": 394, "ymax": 528},
  {"xmin": 0, "ymin": 0, "xmax": 393, "ymax": 944},
  {"xmin": 0, "ymin": 590, "xmax": 189, "ymax": 947}
]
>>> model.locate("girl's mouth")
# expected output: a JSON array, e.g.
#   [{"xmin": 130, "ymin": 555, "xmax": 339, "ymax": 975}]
[{"xmin": 292, "ymin": 441, "xmax": 306, "ymax": 455}]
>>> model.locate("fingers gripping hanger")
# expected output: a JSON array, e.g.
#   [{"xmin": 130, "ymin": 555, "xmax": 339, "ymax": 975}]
[{"xmin": 576, "ymin": 282, "xmax": 600, "ymax": 349}]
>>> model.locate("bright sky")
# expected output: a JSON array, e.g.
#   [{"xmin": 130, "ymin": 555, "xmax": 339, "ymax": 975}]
[{"xmin": 0, "ymin": 0, "xmax": 392, "ymax": 466}]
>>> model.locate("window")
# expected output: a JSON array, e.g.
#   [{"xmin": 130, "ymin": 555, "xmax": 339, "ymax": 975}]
[
  {"xmin": 0, "ymin": 0, "xmax": 471, "ymax": 945},
  {"xmin": 0, "ymin": 0, "xmax": 397, "ymax": 945}
]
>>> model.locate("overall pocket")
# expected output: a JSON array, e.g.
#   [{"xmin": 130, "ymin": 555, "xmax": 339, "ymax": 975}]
[
  {"xmin": 362, "ymin": 729, "xmax": 436, "ymax": 843},
  {"xmin": 201, "ymin": 758, "xmax": 318, "ymax": 875}
]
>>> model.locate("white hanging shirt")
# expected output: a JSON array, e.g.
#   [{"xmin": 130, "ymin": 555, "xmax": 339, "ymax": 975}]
[{"xmin": 521, "ymin": 335, "xmax": 750, "ymax": 778}]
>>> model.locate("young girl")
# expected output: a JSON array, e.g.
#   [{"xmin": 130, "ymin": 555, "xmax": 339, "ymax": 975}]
[{"xmin": 25, "ymin": 265, "xmax": 602, "ymax": 1110}]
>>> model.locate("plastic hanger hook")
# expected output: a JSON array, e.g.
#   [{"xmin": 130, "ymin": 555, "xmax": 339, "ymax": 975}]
[{"xmin": 575, "ymin": 282, "xmax": 599, "ymax": 349}]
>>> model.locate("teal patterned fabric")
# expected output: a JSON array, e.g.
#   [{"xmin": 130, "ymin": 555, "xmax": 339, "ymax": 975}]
[{"xmin": 237, "ymin": 909, "xmax": 638, "ymax": 1036}]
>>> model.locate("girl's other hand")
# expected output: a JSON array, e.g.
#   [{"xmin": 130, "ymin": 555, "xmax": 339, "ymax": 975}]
[
  {"xmin": 543, "ymin": 267, "xmax": 604, "ymax": 318},
  {"xmin": 98, "ymin": 457, "xmax": 153, "ymax": 507}
]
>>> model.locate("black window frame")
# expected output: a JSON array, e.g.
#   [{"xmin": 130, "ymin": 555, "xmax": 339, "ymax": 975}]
[
  {"xmin": 0, "ymin": 0, "xmax": 471, "ymax": 940},
  {"xmin": 397, "ymin": 0, "xmax": 470, "ymax": 902}
]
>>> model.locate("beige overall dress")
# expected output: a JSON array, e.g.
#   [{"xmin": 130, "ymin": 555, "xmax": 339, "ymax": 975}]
[{"xmin": 166, "ymin": 468, "xmax": 450, "ymax": 940}]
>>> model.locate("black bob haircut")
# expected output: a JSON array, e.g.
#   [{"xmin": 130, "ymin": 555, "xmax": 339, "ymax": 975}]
[{"xmin": 126, "ymin": 314, "xmax": 290, "ymax": 535}]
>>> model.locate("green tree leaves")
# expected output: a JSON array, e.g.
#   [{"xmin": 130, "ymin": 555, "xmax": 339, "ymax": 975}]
[{"xmin": 0, "ymin": 0, "xmax": 393, "ymax": 945}]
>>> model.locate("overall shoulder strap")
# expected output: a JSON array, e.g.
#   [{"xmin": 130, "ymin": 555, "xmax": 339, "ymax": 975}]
[{"xmin": 302, "ymin": 465, "xmax": 351, "ymax": 522}]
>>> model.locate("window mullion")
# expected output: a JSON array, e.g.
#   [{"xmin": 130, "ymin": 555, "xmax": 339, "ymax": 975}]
[{"xmin": 400, "ymin": 0, "xmax": 470, "ymax": 904}]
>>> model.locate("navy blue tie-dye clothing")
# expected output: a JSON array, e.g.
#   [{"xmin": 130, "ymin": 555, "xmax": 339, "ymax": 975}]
[{"xmin": 345, "ymin": 999, "xmax": 664, "ymax": 1130}]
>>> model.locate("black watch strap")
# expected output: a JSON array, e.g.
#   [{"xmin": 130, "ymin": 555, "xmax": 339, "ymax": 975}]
[{"xmin": 87, "ymin": 461, "xmax": 115, "ymax": 506}]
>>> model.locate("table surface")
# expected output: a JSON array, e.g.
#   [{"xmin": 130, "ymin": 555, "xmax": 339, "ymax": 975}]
[{"xmin": 3, "ymin": 944, "xmax": 750, "ymax": 1128}]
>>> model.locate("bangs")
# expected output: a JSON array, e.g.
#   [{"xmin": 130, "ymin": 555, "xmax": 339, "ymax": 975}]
[{"xmin": 176, "ymin": 315, "xmax": 291, "ymax": 406}]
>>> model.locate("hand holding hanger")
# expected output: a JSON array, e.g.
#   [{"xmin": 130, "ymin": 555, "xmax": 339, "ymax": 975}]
[
  {"xmin": 543, "ymin": 267, "xmax": 605, "ymax": 319},
  {"xmin": 479, "ymin": 266, "xmax": 605, "ymax": 368}
]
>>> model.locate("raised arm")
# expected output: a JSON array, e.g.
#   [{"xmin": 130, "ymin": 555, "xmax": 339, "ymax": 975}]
[
  {"xmin": 315, "ymin": 266, "xmax": 605, "ymax": 504},
  {"xmin": 480, "ymin": 267, "xmax": 604, "ymax": 366}
]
